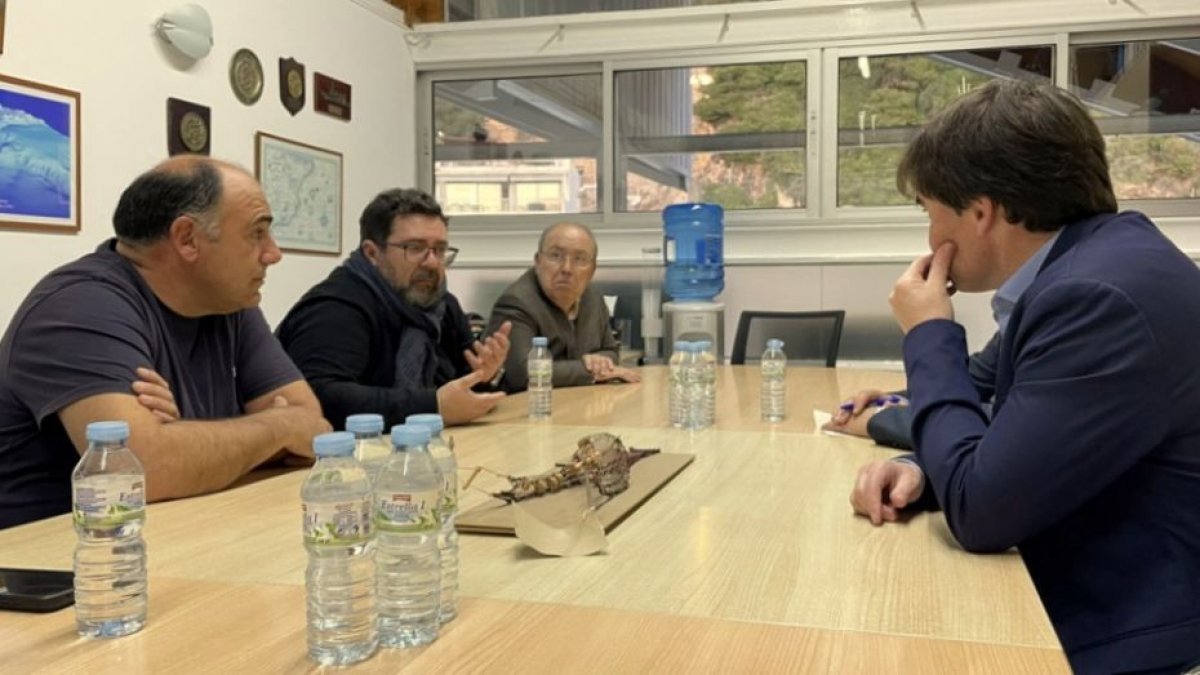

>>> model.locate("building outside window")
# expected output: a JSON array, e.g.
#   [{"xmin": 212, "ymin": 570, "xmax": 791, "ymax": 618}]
[
  {"xmin": 432, "ymin": 74, "xmax": 600, "ymax": 215},
  {"xmin": 1071, "ymin": 38, "xmax": 1200, "ymax": 201},
  {"xmin": 615, "ymin": 61, "xmax": 808, "ymax": 212}
]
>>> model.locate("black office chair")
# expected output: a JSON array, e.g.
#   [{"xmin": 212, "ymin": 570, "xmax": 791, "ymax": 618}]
[{"xmin": 730, "ymin": 310, "xmax": 846, "ymax": 367}]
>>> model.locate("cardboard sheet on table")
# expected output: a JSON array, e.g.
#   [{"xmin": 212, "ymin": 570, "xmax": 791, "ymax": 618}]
[{"xmin": 456, "ymin": 452, "xmax": 694, "ymax": 535}]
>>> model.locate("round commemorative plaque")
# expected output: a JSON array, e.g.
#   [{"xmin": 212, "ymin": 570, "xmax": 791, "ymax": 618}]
[
  {"xmin": 178, "ymin": 111, "xmax": 209, "ymax": 153},
  {"xmin": 230, "ymin": 48, "xmax": 264, "ymax": 105}
]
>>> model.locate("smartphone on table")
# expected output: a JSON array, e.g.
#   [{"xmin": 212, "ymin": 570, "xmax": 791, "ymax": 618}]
[{"xmin": 0, "ymin": 568, "xmax": 74, "ymax": 613}]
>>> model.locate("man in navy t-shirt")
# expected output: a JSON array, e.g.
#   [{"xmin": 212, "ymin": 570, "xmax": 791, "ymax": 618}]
[{"xmin": 0, "ymin": 156, "xmax": 331, "ymax": 529}]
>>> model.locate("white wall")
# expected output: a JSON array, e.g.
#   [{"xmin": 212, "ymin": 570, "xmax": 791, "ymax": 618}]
[{"xmin": 0, "ymin": 0, "xmax": 414, "ymax": 326}]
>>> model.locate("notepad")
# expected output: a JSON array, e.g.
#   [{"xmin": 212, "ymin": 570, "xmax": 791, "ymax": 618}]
[{"xmin": 812, "ymin": 409, "xmax": 854, "ymax": 437}]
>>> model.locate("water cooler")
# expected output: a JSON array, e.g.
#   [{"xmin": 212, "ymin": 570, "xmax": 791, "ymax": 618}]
[
  {"xmin": 663, "ymin": 300, "xmax": 724, "ymax": 352},
  {"xmin": 661, "ymin": 202, "xmax": 725, "ymax": 361}
]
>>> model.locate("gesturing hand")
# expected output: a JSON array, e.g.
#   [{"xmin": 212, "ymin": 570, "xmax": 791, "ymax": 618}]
[
  {"xmin": 437, "ymin": 370, "xmax": 506, "ymax": 425},
  {"xmin": 465, "ymin": 321, "xmax": 512, "ymax": 382},
  {"xmin": 890, "ymin": 242, "xmax": 956, "ymax": 334}
]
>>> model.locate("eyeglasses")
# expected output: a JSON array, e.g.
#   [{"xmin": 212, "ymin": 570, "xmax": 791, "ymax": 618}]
[
  {"xmin": 541, "ymin": 249, "xmax": 594, "ymax": 268},
  {"xmin": 385, "ymin": 242, "xmax": 459, "ymax": 265}
]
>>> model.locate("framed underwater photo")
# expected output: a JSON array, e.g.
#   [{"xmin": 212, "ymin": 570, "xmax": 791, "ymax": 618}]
[{"xmin": 0, "ymin": 74, "xmax": 81, "ymax": 233}]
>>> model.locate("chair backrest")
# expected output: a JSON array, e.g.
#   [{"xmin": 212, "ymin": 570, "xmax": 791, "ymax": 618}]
[{"xmin": 730, "ymin": 310, "xmax": 846, "ymax": 367}]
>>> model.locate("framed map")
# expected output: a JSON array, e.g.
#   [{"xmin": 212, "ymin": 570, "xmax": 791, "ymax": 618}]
[
  {"xmin": 254, "ymin": 131, "xmax": 342, "ymax": 254},
  {"xmin": 0, "ymin": 74, "xmax": 81, "ymax": 233}
]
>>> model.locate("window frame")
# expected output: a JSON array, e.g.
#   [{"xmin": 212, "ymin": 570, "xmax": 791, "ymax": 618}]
[
  {"xmin": 416, "ymin": 23, "xmax": 1200, "ymax": 249},
  {"xmin": 1067, "ymin": 26, "xmax": 1200, "ymax": 218},
  {"xmin": 822, "ymin": 34, "xmax": 1060, "ymax": 219},
  {"xmin": 418, "ymin": 61, "xmax": 607, "ymax": 233},
  {"xmin": 606, "ymin": 48, "xmax": 820, "ymax": 224}
]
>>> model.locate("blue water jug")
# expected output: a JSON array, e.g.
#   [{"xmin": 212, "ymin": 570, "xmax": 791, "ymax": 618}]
[{"xmin": 663, "ymin": 203, "xmax": 724, "ymax": 301}]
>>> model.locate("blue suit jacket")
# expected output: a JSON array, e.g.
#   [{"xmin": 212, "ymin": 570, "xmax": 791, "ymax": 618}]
[
  {"xmin": 866, "ymin": 331, "xmax": 1000, "ymax": 449},
  {"xmin": 904, "ymin": 211, "xmax": 1200, "ymax": 673}
]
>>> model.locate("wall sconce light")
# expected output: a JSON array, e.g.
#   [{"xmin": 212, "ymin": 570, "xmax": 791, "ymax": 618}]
[{"xmin": 155, "ymin": 4, "xmax": 214, "ymax": 60}]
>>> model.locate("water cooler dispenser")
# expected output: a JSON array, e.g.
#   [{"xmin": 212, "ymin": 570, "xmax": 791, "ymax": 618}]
[{"xmin": 661, "ymin": 202, "xmax": 725, "ymax": 361}]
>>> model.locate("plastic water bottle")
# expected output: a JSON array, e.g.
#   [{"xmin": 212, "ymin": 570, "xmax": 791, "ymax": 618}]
[
  {"xmin": 663, "ymin": 202, "xmax": 724, "ymax": 301},
  {"xmin": 680, "ymin": 343, "xmax": 704, "ymax": 430},
  {"xmin": 761, "ymin": 338, "xmax": 788, "ymax": 422},
  {"xmin": 668, "ymin": 340, "xmax": 688, "ymax": 427},
  {"xmin": 375, "ymin": 425, "xmax": 441, "ymax": 648},
  {"xmin": 302, "ymin": 431, "xmax": 377, "ymax": 666},
  {"xmin": 695, "ymin": 340, "xmax": 717, "ymax": 428},
  {"xmin": 528, "ymin": 336, "xmax": 552, "ymax": 419},
  {"xmin": 405, "ymin": 413, "xmax": 458, "ymax": 625},
  {"xmin": 347, "ymin": 414, "xmax": 391, "ymax": 485},
  {"xmin": 72, "ymin": 421, "xmax": 147, "ymax": 639}
]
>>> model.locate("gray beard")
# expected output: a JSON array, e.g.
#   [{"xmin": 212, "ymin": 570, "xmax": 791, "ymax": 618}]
[{"xmin": 403, "ymin": 282, "xmax": 446, "ymax": 308}]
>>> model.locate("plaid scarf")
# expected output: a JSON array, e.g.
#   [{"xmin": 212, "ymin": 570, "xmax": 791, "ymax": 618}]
[{"xmin": 344, "ymin": 249, "xmax": 452, "ymax": 387}]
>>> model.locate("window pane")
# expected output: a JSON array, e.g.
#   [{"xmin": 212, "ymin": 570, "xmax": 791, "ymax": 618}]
[
  {"xmin": 615, "ymin": 62, "xmax": 807, "ymax": 212},
  {"xmin": 837, "ymin": 47, "xmax": 1053, "ymax": 207},
  {"xmin": 514, "ymin": 182, "xmax": 563, "ymax": 211},
  {"xmin": 433, "ymin": 75, "xmax": 600, "ymax": 215},
  {"xmin": 441, "ymin": 183, "xmax": 504, "ymax": 214},
  {"xmin": 1071, "ymin": 39, "xmax": 1200, "ymax": 201}
]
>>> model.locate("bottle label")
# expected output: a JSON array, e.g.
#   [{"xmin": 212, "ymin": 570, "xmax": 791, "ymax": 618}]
[
  {"xmin": 302, "ymin": 497, "xmax": 373, "ymax": 545},
  {"xmin": 376, "ymin": 489, "xmax": 439, "ymax": 533},
  {"xmin": 73, "ymin": 476, "xmax": 145, "ymax": 528},
  {"xmin": 528, "ymin": 360, "xmax": 552, "ymax": 386}
]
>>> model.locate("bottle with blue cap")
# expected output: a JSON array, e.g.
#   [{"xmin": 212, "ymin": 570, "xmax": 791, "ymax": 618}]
[
  {"xmin": 405, "ymin": 413, "xmax": 458, "ymax": 624},
  {"xmin": 346, "ymin": 414, "xmax": 391, "ymax": 485},
  {"xmin": 761, "ymin": 338, "xmax": 787, "ymax": 422},
  {"xmin": 72, "ymin": 420, "xmax": 147, "ymax": 638},
  {"xmin": 302, "ymin": 431, "xmax": 377, "ymax": 665},
  {"xmin": 527, "ymin": 336, "xmax": 552, "ymax": 419},
  {"xmin": 375, "ymin": 424, "xmax": 441, "ymax": 648}
]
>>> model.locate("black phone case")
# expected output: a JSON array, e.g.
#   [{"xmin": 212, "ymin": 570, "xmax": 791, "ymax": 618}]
[{"xmin": 0, "ymin": 568, "xmax": 75, "ymax": 613}]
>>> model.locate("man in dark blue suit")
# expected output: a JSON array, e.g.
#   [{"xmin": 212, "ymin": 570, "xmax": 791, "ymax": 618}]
[{"xmin": 849, "ymin": 79, "xmax": 1200, "ymax": 673}]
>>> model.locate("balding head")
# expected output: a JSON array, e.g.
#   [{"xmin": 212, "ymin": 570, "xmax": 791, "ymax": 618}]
[
  {"xmin": 113, "ymin": 156, "xmax": 251, "ymax": 245},
  {"xmin": 534, "ymin": 222, "xmax": 599, "ymax": 314},
  {"xmin": 538, "ymin": 222, "xmax": 598, "ymax": 259}
]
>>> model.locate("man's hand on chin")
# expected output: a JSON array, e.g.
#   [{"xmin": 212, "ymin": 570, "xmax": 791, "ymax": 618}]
[{"xmin": 890, "ymin": 242, "xmax": 956, "ymax": 334}]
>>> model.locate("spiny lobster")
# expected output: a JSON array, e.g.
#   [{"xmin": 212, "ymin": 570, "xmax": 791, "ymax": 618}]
[{"xmin": 493, "ymin": 432, "xmax": 660, "ymax": 503}]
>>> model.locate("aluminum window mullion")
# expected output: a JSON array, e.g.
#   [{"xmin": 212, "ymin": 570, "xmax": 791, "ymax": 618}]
[
  {"xmin": 819, "ymin": 47, "xmax": 840, "ymax": 219},
  {"xmin": 603, "ymin": 59, "xmax": 617, "ymax": 217},
  {"xmin": 805, "ymin": 47, "xmax": 822, "ymax": 217}
]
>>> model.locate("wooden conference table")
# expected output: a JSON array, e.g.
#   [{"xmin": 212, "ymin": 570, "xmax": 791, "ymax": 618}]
[{"xmin": 0, "ymin": 366, "xmax": 1068, "ymax": 673}]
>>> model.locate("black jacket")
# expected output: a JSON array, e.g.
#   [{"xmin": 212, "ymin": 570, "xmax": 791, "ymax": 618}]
[{"xmin": 276, "ymin": 265, "xmax": 475, "ymax": 429}]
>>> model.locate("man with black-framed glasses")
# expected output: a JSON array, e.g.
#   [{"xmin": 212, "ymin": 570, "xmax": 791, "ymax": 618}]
[
  {"xmin": 277, "ymin": 188, "xmax": 512, "ymax": 428},
  {"xmin": 486, "ymin": 222, "xmax": 640, "ymax": 393}
]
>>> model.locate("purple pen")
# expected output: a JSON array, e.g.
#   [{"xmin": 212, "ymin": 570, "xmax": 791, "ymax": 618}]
[{"xmin": 838, "ymin": 394, "xmax": 905, "ymax": 412}]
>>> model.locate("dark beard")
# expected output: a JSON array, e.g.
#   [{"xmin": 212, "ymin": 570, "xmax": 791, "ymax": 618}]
[{"xmin": 403, "ymin": 278, "xmax": 446, "ymax": 308}]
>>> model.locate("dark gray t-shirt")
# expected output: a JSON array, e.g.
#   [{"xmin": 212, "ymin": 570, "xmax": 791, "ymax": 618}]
[{"xmin": 0, "ymin": 240, "xmax": 301, "ymax": 528}]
